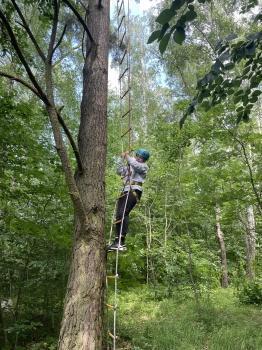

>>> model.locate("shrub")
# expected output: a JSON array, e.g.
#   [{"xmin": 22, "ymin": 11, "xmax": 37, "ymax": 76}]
[{"xmin": 238, "ymin": 280, "xmax": 262, "ymax": 306}]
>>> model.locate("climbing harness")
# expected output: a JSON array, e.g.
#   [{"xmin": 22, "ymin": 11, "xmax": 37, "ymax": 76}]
[{"xmin": 106, "ymin": 0, "xmax": 132, "ymax": 349}]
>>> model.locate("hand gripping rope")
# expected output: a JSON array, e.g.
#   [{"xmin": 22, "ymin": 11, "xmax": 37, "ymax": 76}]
[{"xmin": 106, "ymin": 0, "xmax": 132, "ymax": 349}]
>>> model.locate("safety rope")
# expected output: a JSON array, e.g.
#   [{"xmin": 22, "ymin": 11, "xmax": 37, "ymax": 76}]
[{"xmin": 106, "ymin": 0, "xmax": 132, "ymax": 349}]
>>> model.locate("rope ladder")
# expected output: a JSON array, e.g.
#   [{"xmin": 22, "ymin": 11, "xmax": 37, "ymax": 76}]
[{"xmin": 106, "ymin": 0, "xmax": 132, "ymax": 349}]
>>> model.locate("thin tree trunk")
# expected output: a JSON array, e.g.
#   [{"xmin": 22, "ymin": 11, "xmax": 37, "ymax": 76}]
[
  {"xmin": 215, "ymin": 205, "xmax": 229, "ymax": 288},
  {"xmin": 245, "ymin": 205, "xmax": 256, "ymax": 280},
  {"xmin": 58, "ymin": 1, "xmax": 110, "ymax": 349},
  {"xmin": 0, "ymin": 303, "xmax": 8, "ymax": 348},
  {"xmin": 145, "ymin": 206, "xmax": 152, "ymax": 284}
]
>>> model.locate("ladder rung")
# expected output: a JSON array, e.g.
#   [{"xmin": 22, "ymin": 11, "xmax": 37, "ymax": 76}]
[
  {"xmin": 117, "ymin": 15, "xmax": 125, "ymax": 31},
  {"xmin": 119, "ymin": 67, "xmax": 129, "ymax": 81},
  {"xmin": 117, "ymin": 0, "xmax": 123, "ymax": 16},
  {"xmin": 121, "ymin": 108, "xmax": 131, "ymax": 118},
  {"xmin": 119, "ymin": 30, "xmax": 126, "ymax": 48},
  {"xmin": 121, "ymin": 127, "xmax": 132, "ymax": 138},
  {"xmin": 106, "ymin": 303, "xmax": 116, "ymax": 309},
  {"xmin": 120, "ymin": 87, "xmax": 130, "ymax": 99},
  {"xmin": 107, "ymin": 274, "xmax": 119, "ymax": 279},
  {"xmin": 108, "ymin": 331, "xmax": 118, "ymax": 339},
  {"xmin": 120, "ymin": 49, "xmax": 127, "ymax": 65},
  {"xmin": 114, "ymin": 219, "xmax": 122, "ymax": 224}
]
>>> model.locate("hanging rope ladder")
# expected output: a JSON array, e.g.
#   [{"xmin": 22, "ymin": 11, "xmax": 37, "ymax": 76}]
[{"xmin": 106, "ymin": 0, "xmax": 132, "ymax": 349}]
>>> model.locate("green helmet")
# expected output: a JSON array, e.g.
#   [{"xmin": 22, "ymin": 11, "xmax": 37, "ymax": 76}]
[{"xmin": 135, "ymin": 148, "xmax": 150, "ymax": 161}]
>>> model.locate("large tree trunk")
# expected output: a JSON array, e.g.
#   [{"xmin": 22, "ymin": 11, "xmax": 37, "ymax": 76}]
[
  {"xmin": 245, "ymin": 205, "xmax": 256, "ymax": 280},
  {"xmin": 58, "ymin": 1, "xmax": 110, "ymax": 349},
  {"xmin": 215, "ymin": 205, "xmax": 229, "ymax": 288}
]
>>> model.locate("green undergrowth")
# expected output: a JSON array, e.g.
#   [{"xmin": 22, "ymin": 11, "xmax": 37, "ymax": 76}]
[{"xmin": 112, "ymin": 286, "xmax": 262, "ymax": 350}]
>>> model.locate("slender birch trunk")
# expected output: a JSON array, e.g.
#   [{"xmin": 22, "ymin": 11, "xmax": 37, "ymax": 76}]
[
  {"xmin": 245, "ymin": 205, "xmax": 256, "ymax": 280},
  {"xmin": 215, "ymin": 205, "xmax": 229, "ymax": 288}
]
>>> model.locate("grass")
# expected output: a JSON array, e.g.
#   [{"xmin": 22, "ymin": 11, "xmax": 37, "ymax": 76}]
[{"xmin": 110, "ymin": 286, "xmax": 262, "ymax": 350}]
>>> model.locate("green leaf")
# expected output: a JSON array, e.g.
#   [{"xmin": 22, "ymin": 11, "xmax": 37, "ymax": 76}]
[
  {"xmin": 231, "ymin": 78, "xmax": 242, "ymax": 87},
  {"xmin": 156, "ymin": 9, "xmax": 174, "ymax": 25},
  {"xmin": 147, "ymin": 30, "xmax": 161, "ymax": 44},
  {"xmin": 184, "ymin": 9, "xmax": 197, "ymax": 21},
  {"xmin": 223, "ymin": 62, "xmax": 235, "ymax": 70},
  {"xmin": 159, "ymin": 23, "xmax": 170, "ymax": 40},
  {"xmin": 245, "ymin": 41, "xmax": 256, "ymax": 56},
  {"xmin": 236, "ymin": 106, "xmax": 244, "ymax": 112},
  {"xmin": 201, "ymin": 101, "xmax": 211, "ymax": 111},
  {"xmin": 242, "ymin": 113, "xmax": 250, "ymax": 122},
  {"xmin": 173, "ymin": 27, "xmax": 186, "ymax": 45},
  {"xmin": 159, "ymin": 32, "xmax": 171, "ymax": 54},
  {"xmin": 251, "ymin": 89, "xmax": 261, "ymax": 97},
  {"xmin": 171, "ymin": 0, "xmax": 185, "ymax": 11}
]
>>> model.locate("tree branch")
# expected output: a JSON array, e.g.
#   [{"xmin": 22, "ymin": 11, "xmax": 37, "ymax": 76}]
[
  {"xmin": 53, "ymin": 24, "xmax": 67, "ymax": 56},
  {"xmin": 56, "ymin": 110, "xmax": 83, "ymax": 173},
  {"xmin": 226, "ymin": 127, "xmax": 262, "ymax": 212},
  {"xmin": 62, "ymin": 0, "xmax": 95, "ymax": 44},
  {"xmin": 10, "ymin": 0, "xmax": 46, "ymax": 62},
  {"xmin": 0, "ymin": 71, "xmax": 43, "ymax": 100},
  {"xmin": 0, "ymin": 72, "xmax": 83, "ymax": 173},
  {"xmin": 0, "ymin": 9, "xmax": 49, "ymax": 105},
  {"xmin": 48, "ymin": 0, "xmax": 59, "ymax": 63}
]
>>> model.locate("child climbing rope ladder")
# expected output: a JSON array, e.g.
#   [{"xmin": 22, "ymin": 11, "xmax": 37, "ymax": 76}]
[{"xmin": 107, "ymin": 148, "xmax": 150, "ymax": 252}]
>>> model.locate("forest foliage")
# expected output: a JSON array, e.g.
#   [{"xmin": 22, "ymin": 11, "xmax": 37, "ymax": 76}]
[{"xmin": 0, "ymin": 0, "xmax": 261, "ymax": 349}]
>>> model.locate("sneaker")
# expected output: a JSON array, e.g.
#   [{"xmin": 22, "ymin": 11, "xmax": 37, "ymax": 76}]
[{"xmin": 107, "ymin": 242, "xmax": 127, "ymax": 252}]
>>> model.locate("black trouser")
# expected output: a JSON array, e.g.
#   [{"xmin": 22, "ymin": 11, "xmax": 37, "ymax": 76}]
[{"xmin": 115, "ymin": 190, "xmax": 142, "ymax": 244}]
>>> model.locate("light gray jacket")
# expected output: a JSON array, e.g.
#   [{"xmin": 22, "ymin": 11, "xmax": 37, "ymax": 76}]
[{"xmin": 116, "ymin": 155, "xmax": 148, "ymax": 192}]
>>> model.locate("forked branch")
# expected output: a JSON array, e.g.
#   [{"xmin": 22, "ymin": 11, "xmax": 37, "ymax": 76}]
[
  {"xmin": 10, "ymin": 0, "xmax": 46, "ymax": 62},
  {"xmin": 62, "ymin": 0, "xmax": 95, "ymax": 44}
]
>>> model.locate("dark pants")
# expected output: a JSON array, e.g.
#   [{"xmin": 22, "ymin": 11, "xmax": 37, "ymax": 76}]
[{"xmin": 115, "ymin": 190, "xmax": 142, "ymax": 244}]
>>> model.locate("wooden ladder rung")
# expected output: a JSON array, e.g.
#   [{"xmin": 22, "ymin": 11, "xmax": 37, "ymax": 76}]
[
  {"xmin": 108, "ymin": 331, "xmax": 118, "ymax": 339},
  {"xmin": 117, "ymin": 15, "xmax": 125, "ymax": 31},
  {"xmin": 121, "ymin": 108, "xmax": 131, "ymax": 118},
  {"xmin": 106, "ymin": 303, "xmax": 116, "ymax": 310},
  {"xmin": 114, "ymin": 219, "xmax": 122, "ymax": 224},
  {"xmin": 121, "ymin": 127, "xmax": 132, "ymax": 138},
  {"xmin": 117, "ymin": 0, "xmax": 123, "ymax": 16},
  {"xmin": 119, "ymin": 67, "xmax": 128, "ymax": 81},
  {"xmin": 120, "ymin": 49, "xmax": 127, "ymax": 65},
  {"xmin": 107, "ymin": 274, "xmax": 119, "ymax": 279},
  {"xmin": 119, "ymin": 30, "xmax": 126, "ymax": 48},
  {"xmin": 120, "ymin": 87, "xmax": 130, "ymax": 99}
]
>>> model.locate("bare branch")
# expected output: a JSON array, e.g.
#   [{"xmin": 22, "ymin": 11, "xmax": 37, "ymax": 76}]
[
  {"xmin": 226, "ymin": 127, "xmax": 262, "ymax": 212},
  {"xmin": 48, "ymin": 0, "xmax": 60, "ymax": 63},
  {"xmin": 62, "ymin": 0, "xmax": 95, "ymax": 44},
  {"xmin": 53, "ymin": 44, "xmax": 82, "ymax": 67},
  {"xmin": 56, "ymin": 110, "xmax": 83, "ymax": 173},
  {"xmin": 53, "ymin": 24, "xmax": 67, "ymax": 55},
  {"xmin": 192, "ymin": 23, "xmax": 216, "ymax": 55},
  {"xmin": 0, "ymin": 71, "xmax": 44, "ymax": 100},
  {"xmin": 10, "ymin": 0, "xmax": 46, "ymax": 62},
  {"xmin": 0, "ymin": 9, "xmax": 49, "ymax": 105}
]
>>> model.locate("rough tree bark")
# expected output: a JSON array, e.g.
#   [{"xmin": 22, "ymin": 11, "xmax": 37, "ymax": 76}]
[
  {"xmin": 245, "ymin": 205, "xmax": 256, "ymax": 280},
  {"xmin": 0, "ymin": 0, "xmax": 110, "ymax": 348},
  {"xmin": 215, "ymin": 205, "xmax": 229, "ymax": 288},
  {"xmin": 58, "ymin": 1, "xmax": 110, "ymax": 349}
]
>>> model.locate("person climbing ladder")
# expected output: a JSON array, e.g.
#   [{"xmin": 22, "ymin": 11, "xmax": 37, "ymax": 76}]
[{"xmin": 107, "ymin": 148, "xmax": 150, "ymax": 252}]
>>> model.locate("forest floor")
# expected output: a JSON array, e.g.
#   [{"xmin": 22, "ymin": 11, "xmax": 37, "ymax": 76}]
[{"xmin": 111, "ymin": 286, "xmax": 262, "ymax": 350}]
